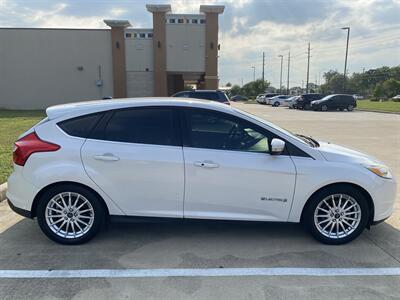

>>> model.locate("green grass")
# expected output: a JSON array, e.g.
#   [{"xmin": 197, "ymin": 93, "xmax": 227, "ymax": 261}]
[
  {"xmin": 0, "ymin": 110, "xmax": 45, "ymax": 184},
  {"xmin": 357, "ymin": 100, "xmax": 400, "ymax": 113}
]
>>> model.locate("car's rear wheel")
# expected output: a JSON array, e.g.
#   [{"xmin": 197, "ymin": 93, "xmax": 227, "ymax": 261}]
[
  {"xmin": 347, "ymin": 105, "xmax": 354, "ymax": 111},
  {"xmin": 273, "ymin": 101, "xmax": 280, "ymax": 107},
  {"xmin": 303, "ymin": 185, "xmax": 369, "ymax": 244},
  {"xmin": 321, "ymin": 105, "xmax": 328, "ymax": 111},
  {"xmin": 37, "ymin": 184, "xmax": 105, "ymax": 244}
]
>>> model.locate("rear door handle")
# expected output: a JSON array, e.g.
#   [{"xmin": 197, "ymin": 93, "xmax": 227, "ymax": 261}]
[
  {"xmin": 94, "ymin": 153, "xmax": 120, "ymax": 161},
  {"xmin": 194, "ymin": 161, "xmax": 219, "ymax": 168}
]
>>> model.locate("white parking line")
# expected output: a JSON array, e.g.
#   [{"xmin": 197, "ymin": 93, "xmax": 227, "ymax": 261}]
[{"xmin": 1, "ymin": 267, "xmax": 400, "ymax": 278}]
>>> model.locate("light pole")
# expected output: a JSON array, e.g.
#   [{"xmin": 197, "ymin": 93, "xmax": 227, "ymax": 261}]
[
  {"xmin": 251, "ymin": 66, "xmax": 255, "ymax": 82},
  {"xmin": 341, "ymin": 27, "xmax": 350, "ymax": 93},
  {"xmin": 278, "ymin": 55, "xmax": 283, "ymax": 94}
]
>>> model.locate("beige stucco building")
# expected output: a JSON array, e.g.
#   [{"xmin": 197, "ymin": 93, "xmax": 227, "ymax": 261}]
[{"xmin": 0, "ymin": 4, "xmax": 224, "ymax": 109}]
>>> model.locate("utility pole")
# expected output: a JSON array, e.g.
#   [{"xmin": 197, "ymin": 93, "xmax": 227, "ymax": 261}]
[
  {"xmin": 262, "ymin": 52, "xmax": 265, "ymax": 82},
  {"xmin": 251, "ymin": 66, "xmax": 255, "ymax": 82},
  {"xmin": 287, "ymin": 51, "xmax": 290, "ymax": 95},
  {"xmin": 306, "ymin": 42, "xmax": 310, "ymax": 94},
  {"xmin": 342, "ymin": 27, "xmax": 350, "ymax": 93},
  {"xmin": 278, "ymin": 55, "xmax": 283, "ymax": 94}
]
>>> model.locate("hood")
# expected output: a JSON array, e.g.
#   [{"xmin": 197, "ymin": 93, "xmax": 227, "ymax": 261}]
[
  {"xmin": 311, "ymin": 99, "xmax": 325, "ymax": 105},
  {"xmin": 318, "ymin": 141, "xmax": 381, "ymax": 164}
]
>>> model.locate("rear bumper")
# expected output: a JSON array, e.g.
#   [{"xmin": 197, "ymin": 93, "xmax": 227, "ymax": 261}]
[
  {"xmin": 7, "ymin": 198, "xmax": 33, "ymax": 218},
  {"xmin": 6, "ymin": 166, "xmax": 39, "ymax": 215}
]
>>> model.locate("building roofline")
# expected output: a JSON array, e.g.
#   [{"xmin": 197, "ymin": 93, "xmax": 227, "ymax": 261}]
[
  {"xmin": 146, "ymin": 4, "xmax": 171, "ymax": 13},
  {"xmin": 0, "ymin": 27, "xmax": 109, "ymax": 31},
  {"xmin": 200, "ymin": 5, "xmax": 225, "ymax": 14}
]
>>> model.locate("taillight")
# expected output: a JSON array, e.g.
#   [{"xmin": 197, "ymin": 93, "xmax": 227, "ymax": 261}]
[{"xmin": 13, "ymin": 132, "xmax": 60, "ymax": 166}]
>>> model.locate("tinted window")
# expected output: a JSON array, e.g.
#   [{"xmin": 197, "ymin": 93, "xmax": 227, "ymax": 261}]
[
  {"xmin": 58, "ymin": 113, "xmax": 103, "ymax": 138},
  {"xmin": 184, "ymin": 109, "xmax": 270, "ymax": 152},
  {"xmin": 190, "ymin": 92, "xmax": 220, "ymax": 101},
  {"xmin": 103, "ymin": 108, "xmax": 178, "ymax": 146}
]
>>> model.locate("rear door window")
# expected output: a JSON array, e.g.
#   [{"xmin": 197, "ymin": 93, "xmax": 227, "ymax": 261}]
[{"xmin": 98, "ymin": 107, "xmax": 180, "ymax": 146}]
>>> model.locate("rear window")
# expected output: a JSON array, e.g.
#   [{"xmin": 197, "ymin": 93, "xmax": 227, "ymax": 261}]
[
  {"xmin": 58, "ymin": 113, "xmax": 103, "ymax": 138},
  {"xmin": 190, "ymin": 92, "xmax": 220, "ymax": 101}
]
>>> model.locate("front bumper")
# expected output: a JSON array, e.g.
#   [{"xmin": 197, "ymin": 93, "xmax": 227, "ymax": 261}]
[{"xmin": 371, "ymin": 176, "xmax": 397, "ymax": 222}]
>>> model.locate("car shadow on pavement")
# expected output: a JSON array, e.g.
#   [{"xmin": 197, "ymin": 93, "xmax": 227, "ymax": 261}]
[{"xmin": 0, "ymin": 217, "xmax": 400, "ymax": 271}]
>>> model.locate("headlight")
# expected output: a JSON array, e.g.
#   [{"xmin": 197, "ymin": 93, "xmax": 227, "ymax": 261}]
[{"xmin": 364, "ymin": 164, "xmax": 392, "ymax": 179}]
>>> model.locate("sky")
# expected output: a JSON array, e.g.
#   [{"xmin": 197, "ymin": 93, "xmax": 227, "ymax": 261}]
[{"xmin": 1, "ymin": 0, "xmax": 399, "ymax": 88}]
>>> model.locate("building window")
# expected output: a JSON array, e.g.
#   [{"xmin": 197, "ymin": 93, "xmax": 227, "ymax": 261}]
[
  {"xmin": 178, "ymin": 18, "xmax": 184, "ymax": 24},
  {"xmin": 147, "ymin": 33, "xmax": 153, "ymax": 38},
  {"xmin": 140, "ymin": 33, "xmax": 146, "ymax": 38},
  {"xmin": 133, "ymin": 33, "xmax": 137, "ymax": 38},
  {"xmin": 125, "ymin": 33, "xmax": 132, "ymax": 38},
  {"xmin": 191, "ymin": 19, "xmax": 198, "ymax": 24},
  {"xmin": 169, "ymin": 18, "xmax": 175, "ymax": 24},
  {"xmin": 200, "ymin": 19, "xmax": 206, "ymax": 24}
]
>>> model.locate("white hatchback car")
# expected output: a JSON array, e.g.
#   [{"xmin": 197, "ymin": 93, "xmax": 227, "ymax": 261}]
[{"xmin": 7, "ymin": 98, "xmax": 396, "ymax": 245}]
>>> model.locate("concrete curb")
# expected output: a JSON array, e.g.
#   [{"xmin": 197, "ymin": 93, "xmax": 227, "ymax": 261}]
[
  {"xmin": 355, "ymin": 109, "xmax": 400, "ymax": 115},
  {"xmin": 0, "ymin": 183, "xmax": 7, "ymax": 202}
]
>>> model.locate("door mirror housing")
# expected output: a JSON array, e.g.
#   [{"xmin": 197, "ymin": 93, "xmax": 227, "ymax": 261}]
[{"xmin": 270, "ymin": 138, "xmax": 285, "ymax": 155}]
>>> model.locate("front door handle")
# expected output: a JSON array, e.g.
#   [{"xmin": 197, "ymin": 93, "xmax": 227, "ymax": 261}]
[
  {"xmin": 194, "ymin": 161, "xmax": 219, "ymax": 168},
  {"xmin": 94, "ymin": 153, "xmax": 120, "ymax": 161}
]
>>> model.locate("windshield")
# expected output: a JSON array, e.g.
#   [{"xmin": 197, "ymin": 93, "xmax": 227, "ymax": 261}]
[{"xmin": 233, "ymin": 107, "xmax": 318, "ymax": 147}]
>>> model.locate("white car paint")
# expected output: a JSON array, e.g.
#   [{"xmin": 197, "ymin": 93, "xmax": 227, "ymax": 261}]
[{"xmin": 7, "ymin": 98, "xmax": 397, "ymax": 230}]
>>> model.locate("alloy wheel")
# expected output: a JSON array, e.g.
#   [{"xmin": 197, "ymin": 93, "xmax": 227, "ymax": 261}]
[
  {"xmin": 321, "ymin": 105, "xmax": 328, "ymax": 111},
  {"xmin": 45, "ymin": 192, "xmax": 95, "ymax": 239},
  {"xmin": 313, "ymin": 194, "xmax": 361, "ymax": 239}
]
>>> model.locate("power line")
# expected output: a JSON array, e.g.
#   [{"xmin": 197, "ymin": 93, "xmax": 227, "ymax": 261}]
[{"xmin": 306, "ymin": 42, "xmax": 311, "ymax": 93}]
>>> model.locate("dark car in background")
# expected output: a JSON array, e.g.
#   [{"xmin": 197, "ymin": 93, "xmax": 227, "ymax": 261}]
[
  {"xmin": 172, "ymin": 90, "xmax": 230, "ymax": 105},
  {"xmin": 230, "ymin": 95, "xmax": 248, "ymax": 102},
  {"xmin": 296, "ymin": 93, "xmax": 324, "ymax": 110},
  {"xmin": 311, "ymin": 94, "xmax": 357, "ymax": 111}
]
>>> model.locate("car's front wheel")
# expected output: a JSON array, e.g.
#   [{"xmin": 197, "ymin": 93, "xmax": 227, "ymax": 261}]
[
  {"xmin": 303, "ymin": 185, "xmax": 369, "ymax": 244},
  {"xmin": 37, "ymin": 184, "xmax": 105, "ymax": 244}
]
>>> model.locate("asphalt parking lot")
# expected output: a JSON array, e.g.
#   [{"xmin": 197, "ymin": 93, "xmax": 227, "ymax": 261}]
[{"xmin": 0, "ymin": 103, "xmax": 399, "ymax": 299}]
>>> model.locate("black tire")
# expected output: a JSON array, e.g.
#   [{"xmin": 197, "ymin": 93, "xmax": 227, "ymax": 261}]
[
  {"xmin": 347, "ymin": 105, "xmax": 354, "ymax": 111},
  {"xmin": 273, "ymin": 101, "xmax": 280, "ymax": 107},
  {"xmin": 303, "ymin": 185, "xmax": 369, "ymax": 245},
  {"xmin": 321, "ymin": 105, "xmax": 328, "ymax": 111},
  {"xmin": 37, "ymin": 184, "xmax": 105, "ymax": 245}
]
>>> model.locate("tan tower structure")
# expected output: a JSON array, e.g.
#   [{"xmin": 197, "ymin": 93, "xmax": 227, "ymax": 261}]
[
  {"xmin": 200, "ymin": 5, "xmax": 225, "ymax": 90},
  {"xmin": 104, "ymin": 20, "xmax": 131, "ymax": 98}
]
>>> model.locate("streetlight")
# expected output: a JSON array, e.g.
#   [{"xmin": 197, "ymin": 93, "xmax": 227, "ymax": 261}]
[
  {"xmin": 341, "ymin": 27, "xmax": 350, "ymax": 93},
  {"xmin": 251, "ymin": 66, "xmax": 255, "ymax": 82},
  {"xmin": 278, "ymin": 55, "xmax": 283, "ymax": 94}
]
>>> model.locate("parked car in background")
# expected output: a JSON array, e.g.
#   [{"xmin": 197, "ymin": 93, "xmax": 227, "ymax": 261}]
[
  {"xmin": 270, "ymin": 95, "xmax": 291, "ymax": 107},
  {"xmin": 296, "ymin": 93, "xmax": 324, "ymax": 110},
  {"xmin": 285, "ymin": 96, "xmax": 300, "ymax": 109},
  {"xmin": 392, "ymin": 95, "xmax": 400, "ymax": 100},
  {"xmin": 172, "ymin": 90, "xmax": 230, "ymax": 105},
  {"xmin": 8, "ymin": 98, "xmax": 396, "ymax": 245},
  {"xmin": 230, "ymin": 95, "xmax": 248, "ymax": 102},
  {"xmin": 311, "ymin": 94, "xmax": 357, "ymax": 111},
  {"xmin": 261, "ymin": 93, "xmax": 279, "ymax": 105},
  {"xmin": 353, "ymin": 94, "xmax": 364, "ymax": 100},
  {"xmin": 256, "ymin": 94, "xmax": 266, "ymax": 103}
]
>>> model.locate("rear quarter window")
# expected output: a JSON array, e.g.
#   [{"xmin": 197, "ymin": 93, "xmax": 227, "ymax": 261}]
[{"xmin": 58, "ymin": 113, "xmax": 103, "ymax": 138}]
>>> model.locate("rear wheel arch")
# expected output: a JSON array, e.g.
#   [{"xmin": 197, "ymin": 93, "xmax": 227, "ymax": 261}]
[
  {"xmin": 300, "ymin": 182, "xmax": 374, "ymax": 226},
  {"xmin": 31, "ymin": 181, "xmax": 110, "ymax": 218}
]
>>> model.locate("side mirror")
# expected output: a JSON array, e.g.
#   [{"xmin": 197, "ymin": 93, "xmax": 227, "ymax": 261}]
[{"xmin": 270, "ymin": 138, "xmax": 285, "ymax": 155}]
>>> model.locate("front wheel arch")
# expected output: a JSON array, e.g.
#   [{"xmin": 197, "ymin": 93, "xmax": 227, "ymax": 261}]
[
  {"xmin": 31, "ymin": 181, "xmax": 110, "ymax": 219},
  {"xmin": 300, "ymin": 182, "xmax": 374, "ymax": 227}
]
